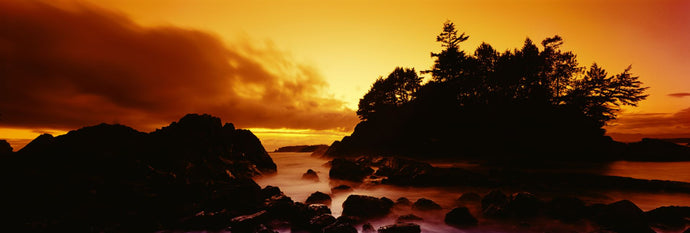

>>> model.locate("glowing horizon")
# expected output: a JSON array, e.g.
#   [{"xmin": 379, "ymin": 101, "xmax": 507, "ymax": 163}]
[{"xmin": 2, "ymin": 0, "xmax": 689, "ymax": 150}]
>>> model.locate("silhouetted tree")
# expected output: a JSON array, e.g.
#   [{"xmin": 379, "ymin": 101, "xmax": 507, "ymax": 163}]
[
  {"xmin": 566, "ymin": 64, "xmax": 648, "ymax": 127},
  {"xmin": 357, "ymin": 67, "xmax": 421, "ymax": 120},
  {"xmin": 426, "ymin": 21, "xmax": 469, "ymax": 83}
]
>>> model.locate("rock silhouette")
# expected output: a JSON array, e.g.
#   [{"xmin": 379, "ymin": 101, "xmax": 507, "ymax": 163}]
[{"xmin": 1, "ymin": 113, "xmax": 276, "ymax": 232}]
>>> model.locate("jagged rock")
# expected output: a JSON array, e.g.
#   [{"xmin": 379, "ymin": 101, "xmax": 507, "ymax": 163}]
[
  {"xmin": 396, "ymin": 214, "xmax": 423, "ymax": 222},
  {"xmin": 362, "ymin": 223, "xmax": 376, "ymax": 233},
  {"xmin": 0, "ymin": 140, "xmax": 13, "ymax": 155},
  {"xmin": 645, "ymin": 206, "xmax": 690, "ymax": 230},
  {"xmin": 306, "ymin": 191, "xmax": 332, "ymax": 205},
  {"xmin": 308, "ymin": 214, "xmax": 336, "ymax": 232},
  {"xmin": 229, "ymin": 210, "xmax": 270, "ymax": 232},
  {"xmin": 324, "ymin": 224, "xmax": 357, "ymax": 233},
  {"xmin": 504, "ymin": 192, "xmax": 544, "ymax": 217},
  {"xmin": 331, "ymin": 184, "xmax": 353, "ymax": 194},
  {"xmin": 412, "ymin": 198, "xmax": 442, "ymax": 211},
  {"xmin": 329, "ymin": 158, "xmax": 373, "ymax": 182},
  {"xmin": 546, "ymin": 197, "xmax": 587, "ymax": 221},
  {"xmin": 445, "ymin": 207, "xmax": 478, "ymax": 228},
  {"xmin": 264, "ymin": 194, "xmax": 295, "ymax": 220},
  {"xmin": 341, "ymin": 195, "xmax": 394, "ymax": 220},
  {"xmin": 481, "ymin": 190, "xmax": 509, "ymax": 218},
  {"xmin": 457, "ymin": 192, "xmax": 481, "ymax": 204},
  {"xmin": 261, "ymin": 186, "xmax": 283, "ymax": 199},
  {"xmin": 591, "ymin": 200, "xmax": 655, "ymax": 233},
  {"xmin": 377, "ymin": 223, "xmax": 421, "ymax": 233},
  {"xmin": 308, "ymin": 204, "xmax": 332, "ymax": 217},
  {"xmin": 396, "ymin": 197, "xmax": 412, "ymax": 206},
  {"xmin": 302, "ymin": 169, "xmax": 320, "ymax": 181}
]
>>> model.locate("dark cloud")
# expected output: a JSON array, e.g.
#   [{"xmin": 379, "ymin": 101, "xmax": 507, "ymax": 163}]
[
  {"xmin": 0, "ymin": 1, "xmax": 357, "ymax": 132},
  {"xmin": 668, "ymin": 93, "xmax": 690, "ymax": 98}
]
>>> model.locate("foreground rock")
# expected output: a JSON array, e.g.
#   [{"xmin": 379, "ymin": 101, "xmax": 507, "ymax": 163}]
[
  {"xmin": 341, "ymin": 195, "xmax": 394, "ymax": 220},
  {"xmin": 329, "ymin": 158, "xmax": 374, "ymax": 182},
  {"xmin": 412, "ymin": 198, "xmax": 442, "ymax": 211},
  {"xmin": 445, "ymin": 207, "xmax": 478, "ymax": 228},
  {"xmin": 302, "ymin": 169, "xmax": 320, "ymax": 181},
  {"xmin": 2, "ymin": 114, "xmax": 276, "ymax": 232},
  {"xmin": 0, "ymin": 140, "xmax": 12, "ymax": 155},
  {"xmin": 591, "ymin": 200, "xmax": 655, "ymax": 233},
  {"xmin": 377, "ymin": 223, "xmax": 421, "ymax": 233},
  {"xmin": 644, "ymin": 206, "xmax": 690, "ymax": 230},
  {"xmin": 306, "ymin": 191, "xmax": 332, "ymax": 205}
]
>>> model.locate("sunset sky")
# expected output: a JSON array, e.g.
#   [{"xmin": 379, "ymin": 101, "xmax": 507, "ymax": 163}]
[{"xmin": 1, "ymin": 0, "xmax": 689, "ymax": 151}]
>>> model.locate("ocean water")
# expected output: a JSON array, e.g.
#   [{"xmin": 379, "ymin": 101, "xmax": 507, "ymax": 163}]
[{"xmin": 255, "ymin": 152, "xmax": 690, "ymax": 233}]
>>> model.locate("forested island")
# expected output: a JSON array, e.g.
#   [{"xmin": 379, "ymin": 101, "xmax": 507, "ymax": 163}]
[{"xmin": 325, "ymin": 21, "xmax": 690, "ymax": 162}]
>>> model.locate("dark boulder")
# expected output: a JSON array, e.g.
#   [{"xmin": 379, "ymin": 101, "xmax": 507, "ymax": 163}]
[
  {"xmin": 457, "ymin": 192, "xmax": 481, "ymax": 204},
  {"xmin": 263, "ymin": 194, "xmax": 295, "ymax": 220},
  {"xmin": 302, "ymin": 169, "xmax": 319, "ymax": 181},
  {"xmin": 323, "ymin": 217, "xmax": 358, "ymax": 233},
  {"xmin": 362, "ymin": 223, "xmax": 376, "ymax": 233},
  {"xmin": 504, "ymin": 192, "xmax": 544, "ymax": 218},
  {"xmin": 397, "ymin": 214, "xmax": 423, "ymax": 222},
  {"xmin": 229, "ymin": 210, "xmax": 270, "ymax": 233},
  {"xmin": 546, "ymin": 197, "xmax": 587, "ymax": 222},
  {"xmin": 0, "ymin": 140, "xmax": 12, "ymax": 155},
  {"xmin": 645, "ymin": 206, "xmax": 690, "ymax": 230},
  {"xmin": 329, "ymin": 158, "xmax": 373, "ymax": 182},
  {"xmin": 412, "ymin": 198, "xmax": 442, "ymax": 211},
  {"xmin": 306, "ymin": 191, "xmax": 332, "ymax": 205},
  {"xmin": 481, "ymin": 190, "xmax": 509, "ymax": 218},
  {"xmin": 261, "ymin": 186, "xmax": 283, "ymax": 199},
  {"xmin": 592, "ymin": 200, "xmax": 655, "ymax": 233},
  {"xmin": 445, "ymin": 207, "xmax": 478, "ymax": 228},
  {"xmin": 395, "ymin": 197, "xmax": 412, "ymax": 206},
  {"xmin": 684, "ymin": 227, "xmax": 690, "ymax": 233},
  {"xmin": 308, "ymin": 214, "xmax": 336, "ymax": 232},
  {"xmin": 341, "ymin": 195, "xmax": 394, "ymax": 220},
  {"xmin": 377, "ymin": 223, "xmax": 421, "ymax": 233},
  {"xmin": 308, "ymin": 204, "xmax": 332, "ymax": 217}
]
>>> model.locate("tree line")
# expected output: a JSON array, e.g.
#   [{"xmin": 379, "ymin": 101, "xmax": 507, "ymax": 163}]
[{"xmin": 343, "ymin": 21, "xmax": 649, "ymax": 159}]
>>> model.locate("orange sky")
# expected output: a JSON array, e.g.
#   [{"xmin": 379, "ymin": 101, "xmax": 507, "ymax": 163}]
[{"xmin": 1, "ymin": 0, "xmax": 690, "ymax": 150}]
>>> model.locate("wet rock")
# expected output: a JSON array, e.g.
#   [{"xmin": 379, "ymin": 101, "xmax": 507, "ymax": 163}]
[
  {"xmin": 323, "ymin": 220, "xmax": 358, "ymax": 233},
  {"xmin": 412, "ymin": 198, "xmax": 442, "ymax": 211},
  {"xmin": 261, "ymin": 186, "xmax": 283, "ymax": 199},
  {"xmin": 396, "ymin": 197, "xmax": 412, "ymax": 206},
  {"xmin": 377, "ymin": 223, "xmax": 421, "ymax": 233},
  {"xmin": 308, "ymin": 214, "xmax": 336, "ymax": 232},
  {"xmin": 645, "ymin": 206, "xmax": 690, "ymax": 230},
  {"xmin": 546, "ymin": 197, "xmax": 587, "ymax": 222},
  {"xmin": 481, "ymin": 190, "xmax": 509, "ymax": 218},
  {"xmin": 308, "ymin": 204, "xmax": 332, "ymax": 217},
  {"xmin": 0, "ymin": 140, "xmax": 12, "ymax": 155},
  {"xmin": 396, "ymin": 214, "xmax": 423, "ymax": 222},
  {"xmin": 331, "ymin": 184, "xmax": 353, "ymax": 194},
  {"xmin": 504, "ymin": 192, "xmax": 544, "ymax": 218},
  {"xmin": 362, "ymin": 223, "xmax": 376, "ymax": 233},
  {"xmin": 264, "ymin": 194, "xmax": 295, "ymax": 220},
  {"xmin": 445, "ymin": 207, "xmax": 478, "ymax": 228},
  {"xmin": 591, "ymin": 200, "xmax": 655, "ymax": 233},
  {"xmin": 306, "ymin": 191, "xmax": 332, "ymax": 205},
  {"xmin": 683, "ymin": 227, "xmax": 690, "ymax": 233},
  {"xmin": 341, "ymin": 195, "xmax": 394, "ymax": 220},
  {"xmin": 302, "ymin": 169, "xmax": 319, "ymax": 181},
  {"xmin": 457, "ymin": 192, "xmax": 481, "ymax": 204},
  {"xmin": 229, "ymin": 210, "xmax": 270, "ymax": 232},
  {"xmin": 329, "ymin": 158, "xmax": 374, "ymax": 182}
]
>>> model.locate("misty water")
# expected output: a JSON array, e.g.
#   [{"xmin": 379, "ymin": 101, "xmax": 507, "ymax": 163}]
[{"xmin": 256, "ymin": 152, "xmax": 690, "ymax": 233}]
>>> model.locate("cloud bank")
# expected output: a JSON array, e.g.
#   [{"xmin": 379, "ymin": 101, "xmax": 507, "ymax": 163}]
[
  {"xmin": 0, "ymin": 1, "xmax": 357, "ymax": 132},
  {"xmin": 668, "ymin": 93, "xmax": 690, "ymax": 98}
]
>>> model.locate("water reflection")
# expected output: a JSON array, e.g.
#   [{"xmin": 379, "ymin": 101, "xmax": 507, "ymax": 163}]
[{"xmin": 256, "ymin": 152, "xmax": 690, "ymax": 232}]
